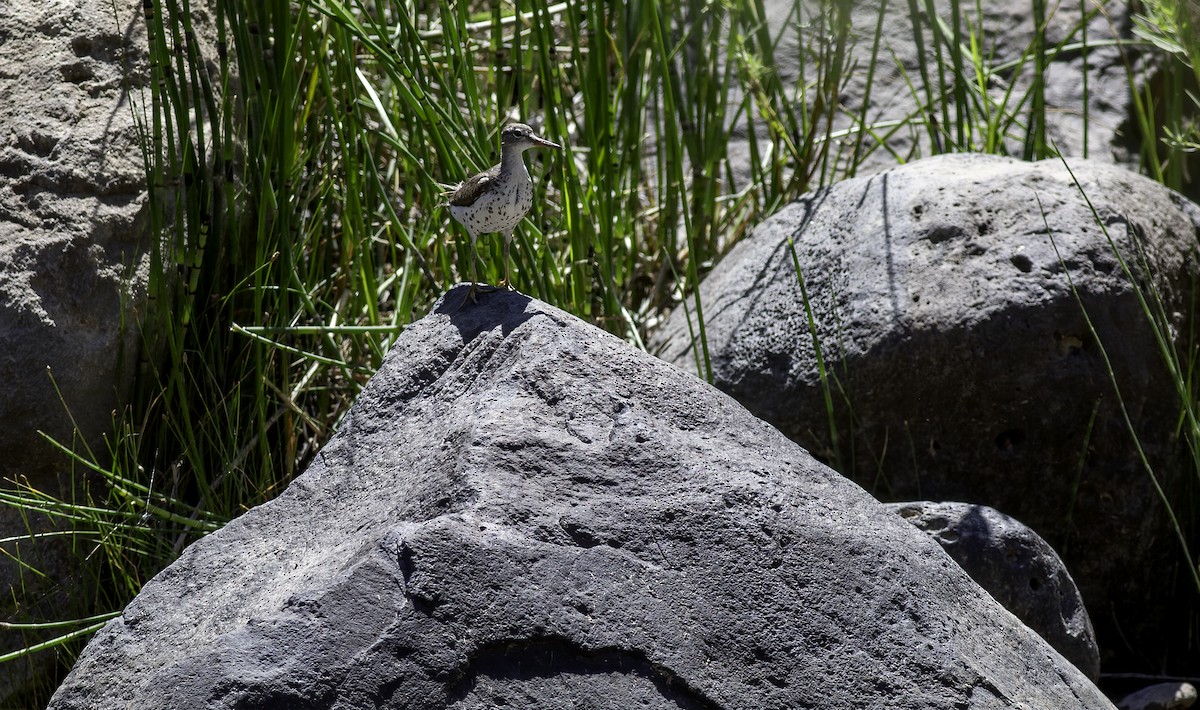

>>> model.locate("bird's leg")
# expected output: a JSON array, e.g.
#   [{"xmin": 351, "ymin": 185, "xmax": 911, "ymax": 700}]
[
  {"xmin": 469, "ymin": 236, "xmax": 482, "ymax": 301},
  {"xmin": 498, "ymin": 231, "xmax": 514, "ymax": 290},
  {"xmin": 476, "ymin": 237, "xmax": 501, "ymax": 293},
  {"xmin": 456, "ymin": 235, "xmax": 480, "ymax": 311}
]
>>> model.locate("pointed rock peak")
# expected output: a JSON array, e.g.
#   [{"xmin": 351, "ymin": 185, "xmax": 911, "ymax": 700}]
[{"xmin": 50, "ymin": 284, "xmax": 1115, "ymax": 709}]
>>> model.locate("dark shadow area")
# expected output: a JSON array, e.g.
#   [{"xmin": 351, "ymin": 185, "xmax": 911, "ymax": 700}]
[{"xmin": 435, "ymin": 284, "xmax": 561, "ymax": 345}]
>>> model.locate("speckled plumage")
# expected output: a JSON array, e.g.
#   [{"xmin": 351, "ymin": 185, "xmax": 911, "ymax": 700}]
[{"xmin": 449, "ymin": 123, "xmax": 559, "ymax": 301}]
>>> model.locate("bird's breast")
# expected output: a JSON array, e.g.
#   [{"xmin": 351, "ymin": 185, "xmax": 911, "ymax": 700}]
[{"xmin": 449, "ymin": 174, "xmax": 535, "ymax": 236}]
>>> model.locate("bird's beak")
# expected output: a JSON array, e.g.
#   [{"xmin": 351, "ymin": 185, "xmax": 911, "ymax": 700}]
[{"xmin": 533, "ymin": 134, "xmax": 560, "ymax": 150}]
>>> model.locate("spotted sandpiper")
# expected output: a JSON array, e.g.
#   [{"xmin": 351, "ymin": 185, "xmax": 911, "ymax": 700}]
[{"xmin": 448, "ymin": 122, "xmax": 559, "ymax": 302}]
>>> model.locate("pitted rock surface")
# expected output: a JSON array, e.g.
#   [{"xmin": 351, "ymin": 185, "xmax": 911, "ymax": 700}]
[
  {"xmin": 0, "ymin": 0, "xmax": 155, "ymax": 698},
  {"xmin": 652, "ymin": 153, "xmax": 1200, "ymax": 670},
  {"xmin": 49, "ymin": 288, "xmax": 1114, "ymax": 709},
  {"xmin": 0, "ymin": 0, "xmax": 150, "ymax": 494},
  {"xmin": 0, "ymin": 1, "xmax": 227, "ymax": 699}
]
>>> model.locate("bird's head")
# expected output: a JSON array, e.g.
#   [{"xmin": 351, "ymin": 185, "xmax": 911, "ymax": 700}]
[{"xmin": 501, "ymin": 123, "xmax": 560, "ymax": 152}]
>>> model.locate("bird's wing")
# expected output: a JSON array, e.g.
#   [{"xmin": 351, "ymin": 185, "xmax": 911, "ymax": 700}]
[{"xmin": 448, "ymin": 165, "xmax": 501, "ymax": 207}]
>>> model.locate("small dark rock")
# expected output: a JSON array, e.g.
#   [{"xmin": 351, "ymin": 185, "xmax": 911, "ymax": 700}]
[
  {"xmin": 887, "ymin": 501, "xmax": 1100, "ymax": 680},
  {"xmin": 1118, "ymin": 682, "xmax": 1198, "ymax": 710}
]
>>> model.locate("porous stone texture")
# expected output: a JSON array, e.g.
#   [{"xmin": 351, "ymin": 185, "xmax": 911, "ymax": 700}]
[
  {"xmin": 725, "ymin": 0, "xmax": 1158, "ymax": 195},
  {"xmin": 651, "ymin": 153, "xmax": 1200, "ymax": 671},
  {"xmin": 0, "ymin": 0, "xmax": 150, "ymax": 484},
  {"xmin": 887, "ymin": 501, "xmax": 1100, "ymax": 681},
  {"xmin": 0, "ymin": 0, "xmax": 154, "ymax": 698},
  {"xmin": 49, "ymin": 287, "xmax": 1115, "ymax": 709}
]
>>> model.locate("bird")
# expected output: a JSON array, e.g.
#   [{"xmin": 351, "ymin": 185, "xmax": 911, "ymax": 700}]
[{"xmin": 448, "ymin": 122, "xmax": 560, "ymax": 303}]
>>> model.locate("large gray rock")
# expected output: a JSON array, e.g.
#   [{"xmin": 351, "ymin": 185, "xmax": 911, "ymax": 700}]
[
  {"xmin": 652, "ymin": 153, "xmax": 1200, "ymax": 670},
  {"xmin": 0, "ymin": 0, "xmax": 153, "ymax": 697},
  {"xmin": 0, "ymin": 0, "xmax": 150, "ymax": 488},
  {"xmin": 49, "ymin": 287, "xmax": 1115, "ymax": 709},
  {"xmin": 888, "ymin": 501, "xmax": 1100, "ymax": 681}
]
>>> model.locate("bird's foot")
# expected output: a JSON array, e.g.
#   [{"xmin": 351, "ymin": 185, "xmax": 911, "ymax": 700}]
[
  {"xmin": 454, "ymin": 284, "xmax": 479, "ymax": 312},
  {"xmin": 496, "ymin": 278, "xmax": 515, "ymax": 291},
  {"xmin": 455, "ymin": 282, "xmax": 504, "ymax": 311}
]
